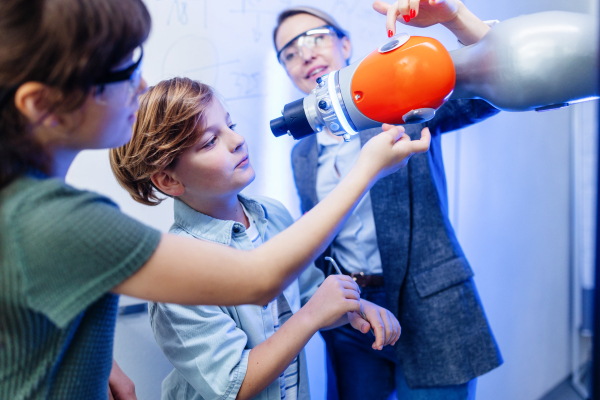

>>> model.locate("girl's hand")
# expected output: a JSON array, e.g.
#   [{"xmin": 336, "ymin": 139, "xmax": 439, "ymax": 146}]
[
  {"xmin": 373, "ymin": 0, "xmax": 461, "ymax": 35},
  {"xmin": 356, "ymin": 124, "xmax": 430, "ymax": 183},
  {"xmin": 348, "ymin": 300, "xmax": 401, "ymax": 350},
  {"xmin": 303, "ymin": 275, "xmax": 363, "ymax": 330}
]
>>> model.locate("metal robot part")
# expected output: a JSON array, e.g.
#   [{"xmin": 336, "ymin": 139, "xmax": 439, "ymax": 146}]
[{"xmin": 450, "ymin": 11, "xmax": 599, "ymax": 111}]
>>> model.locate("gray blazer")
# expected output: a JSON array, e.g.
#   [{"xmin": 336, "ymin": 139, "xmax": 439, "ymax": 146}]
[{"xmin": 291, "ymin": 100, "xmax": 503, "ymax": 388}]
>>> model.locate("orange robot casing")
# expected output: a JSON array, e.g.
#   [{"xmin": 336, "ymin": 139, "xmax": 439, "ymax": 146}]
[{"xmin": 349, "ymin": 36, "xmax": 456, "ymax": 125}]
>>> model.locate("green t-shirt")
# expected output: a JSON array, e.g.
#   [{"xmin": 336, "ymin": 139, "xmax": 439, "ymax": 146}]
[{"xmin": 0, "ymin": 176, "xmax": 162, "ymax": 399}]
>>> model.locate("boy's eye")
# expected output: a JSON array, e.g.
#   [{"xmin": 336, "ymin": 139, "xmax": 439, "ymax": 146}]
[
  {"xmin": 229, "ymin": 123, "xmax": 237, "ymax": 131},
  {"xmin": 203, "ymin": 136, "xmax": 217, "ymax": 148}
]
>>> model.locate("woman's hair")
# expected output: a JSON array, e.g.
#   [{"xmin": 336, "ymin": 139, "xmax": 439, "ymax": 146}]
[
  {"xmin": 110, "ymin": 77, "xmax": 214, "ymax": 206},
  {"xmin": 0, "ymin": 0, "xmax": 151, "ymax": 189}
]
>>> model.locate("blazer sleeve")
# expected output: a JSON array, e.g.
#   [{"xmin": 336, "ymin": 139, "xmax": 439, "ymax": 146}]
[{"xmin": 426, "ymin": 99, "xmax": 500, "ymax": 135}]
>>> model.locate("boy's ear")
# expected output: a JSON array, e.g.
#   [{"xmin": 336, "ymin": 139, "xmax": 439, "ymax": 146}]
[
  {"xmin": 14, "ymin": 82, "xmax": 61, "ymax": 128},
  {"xmin": 151, "ymin": 170, "xmax": 185, "ymax": 197}
]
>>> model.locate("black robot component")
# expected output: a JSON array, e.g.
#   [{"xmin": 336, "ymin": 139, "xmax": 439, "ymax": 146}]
[{"xmin": 270, "ymin": 98, "xmax": 315, "ymax": 140}]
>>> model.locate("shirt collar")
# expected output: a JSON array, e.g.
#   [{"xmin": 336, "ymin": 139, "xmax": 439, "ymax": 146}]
[{"xmin": 173, "ymin": 194, "xmax": 267, "ymax": 246}]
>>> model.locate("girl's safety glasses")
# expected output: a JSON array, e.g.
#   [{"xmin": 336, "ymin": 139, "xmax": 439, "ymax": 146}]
[{"xmin": 94, "ymin": 46, "xmax": 143, "ymax": 105}]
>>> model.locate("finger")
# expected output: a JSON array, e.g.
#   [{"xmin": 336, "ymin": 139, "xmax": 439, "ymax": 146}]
[
  {"xmin": 336, "ymin": 275, "xmax": 361, "ymax": 293},
  {"xmin": 381, "ymin": 310, "xmax": 394, "ymax": 346},
  {"xmin": 342, "ymin": 288, "xmax": 361, "ymax": 301},
  {"xmin": 348, "ymin": 311, "xmax": 371, "ymax": 333},
  {"xmin": 381, "ymin": 124, "xmax": 402, "ymax": 142},
  {"xmin": 412, "ymin": 126, "xmax": 431, "ymax": 153},
  {"xmin": 345, "ymin": 299, "xmax": 363, "ymax": 314},
  {"xmin": 392, "ymin": 318, "xmax": 402, "ymax": 345},
  {"xmin": 409, "ymin": 0, "xmax": 420, "ymax": 18},
  {"xmin": 386, "ymin": 2, "xmax": 400, "ymax": 36},
  {"xmin": 370, "ymin": 313, "xmax": 386, "ymax": 350},
  {"xmin": 373, "ymin": 0, "xmax": 391, "ymax": 15},
  {"xmin": 398, "ymin": 0, "xmax": 411, "ymax": 24},
  {"xmin": 398, "ymin": 126, "xmax": 430, "ymax": 154}
]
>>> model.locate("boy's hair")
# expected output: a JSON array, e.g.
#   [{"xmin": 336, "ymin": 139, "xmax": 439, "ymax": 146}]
[
  {"xmin": 110, "ymin": 77, "xmax": 214, "ymax": 206},
  {"xmin": 0, "ymin": 0, "xmax": 151, "ymax": 189}
]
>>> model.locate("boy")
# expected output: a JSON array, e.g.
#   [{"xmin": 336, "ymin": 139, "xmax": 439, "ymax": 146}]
[{"xmin": 110, "ymin": 77, "xmax": 407, "ymax": 400}]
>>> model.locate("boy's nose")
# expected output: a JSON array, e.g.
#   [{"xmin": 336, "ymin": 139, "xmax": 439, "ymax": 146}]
[{"xmin": 231, "ymin": 131, "xmax": 246, "ymax": 152}]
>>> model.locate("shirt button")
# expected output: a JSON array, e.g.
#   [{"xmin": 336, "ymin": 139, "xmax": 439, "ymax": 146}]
[
  {"xmin": 263, "ymin": 305, "xmax": 268, "ymax": 310},
  {"xmin": 233, "ymin": 226, "xmax": 241, "ymax": 233}
]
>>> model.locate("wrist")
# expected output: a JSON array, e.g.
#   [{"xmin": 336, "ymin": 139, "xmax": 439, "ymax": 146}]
[
  {"xmin": 441, "ymin": 2, "xmax": 490, "ymax": 46},
  {"xmin": 294, "ymin": 305, "xmax": 323, "ymax": 333},
  {"xmin": 440, "ymin": 1, "xmax": 466, "ymax": 30}
]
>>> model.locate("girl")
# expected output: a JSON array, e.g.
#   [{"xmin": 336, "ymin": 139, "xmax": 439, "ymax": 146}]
[{"xmin": 0, "ymin": 0, "xmax": 429, "ymax": 398}]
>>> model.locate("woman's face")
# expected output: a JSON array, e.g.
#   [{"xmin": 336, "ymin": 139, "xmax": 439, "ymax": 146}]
[
  {"xmin": 275, "ymin": 13, "xmax": 352, "ymax": 95},
  {"xmin": 169, "ymin": 98, "xmax": 256, "ymax": 203}
]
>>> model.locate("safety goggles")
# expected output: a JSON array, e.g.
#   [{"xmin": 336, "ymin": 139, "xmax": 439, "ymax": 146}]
[
  {"xmin": 94, "ymin": 46, "xmax": 143, "ymax": 105},
  {"xmin": 277, "ymin": 25, "xmax": 344, "ymax": 68}
]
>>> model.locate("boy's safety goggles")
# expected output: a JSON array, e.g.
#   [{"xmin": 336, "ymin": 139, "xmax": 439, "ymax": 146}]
[{"xmin": 277, "ymin": 25, "xmax": 345, "ymax": 68}]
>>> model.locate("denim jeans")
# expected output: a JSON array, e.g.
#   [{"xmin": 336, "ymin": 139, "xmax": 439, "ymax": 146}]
[{"xmin": 320, "ymin": 284, "xmax": 477, "ymax": 400}]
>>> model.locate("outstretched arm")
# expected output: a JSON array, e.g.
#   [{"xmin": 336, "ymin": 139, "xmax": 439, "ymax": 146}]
[
  {"xmin": 373, "ymin": 0, "xmax": 490, "ymax": 45},
  {"xmin": 113, "ymin": 126, "xmax": 431, "ymax": 306}
]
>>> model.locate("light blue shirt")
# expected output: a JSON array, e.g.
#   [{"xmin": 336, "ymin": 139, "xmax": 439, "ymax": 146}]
[
  {"xmin": 315, "ymin": 130, "xmax": 383, "ymax": 274},
  {"xmin": 149, "ymin": 195, "xmax": 323, "ymax": 400}
]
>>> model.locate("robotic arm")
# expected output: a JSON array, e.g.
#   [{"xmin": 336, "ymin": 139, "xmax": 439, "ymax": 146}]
[{"xmin": 270, "ymin": 11, "xmax": 599, "ymax": 141}]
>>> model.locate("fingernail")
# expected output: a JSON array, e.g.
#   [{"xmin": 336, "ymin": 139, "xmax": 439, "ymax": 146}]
[
  {"xmin": 388, "ymin": 30, "xmax": 393, "ymax": 37},
  {"xmin": 410, "ymin": 9, "xmax": 416, "ymax": 18},
  {"xmin": 379, "ymin": 345, "xmax": 383, "ymax": 350},
  {"xmin": 403, "ymin": 15, "xmax": 410, "ymax": 23}
]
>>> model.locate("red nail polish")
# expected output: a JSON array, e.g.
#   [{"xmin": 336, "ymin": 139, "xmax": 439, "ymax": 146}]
[
  {"xmin": 388, "ymin": 30, "xmax": 393, "ymax": 37},
  {"xmin": 403, "ymin": 15, "xmax": 410, "ymax": 23},
  {"xmin": 410, "ymin": 9, "xmax": 416, "ymax": 18}
]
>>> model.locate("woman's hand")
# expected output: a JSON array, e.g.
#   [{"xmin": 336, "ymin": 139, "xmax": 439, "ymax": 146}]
[
  {"xmin": 374, "ymin": 0, "xmax": 461, "ymax": 34},
  {"xmin": 348, "ymin": 300, "xmax": 401, "ymax": 350},
  {"xmin": 356, "ymin": 124, "xmax": 430, "ymax": 184},
  {"xmin": 374, "ymin": 0, "xmax": 490, "ymax": 45}
]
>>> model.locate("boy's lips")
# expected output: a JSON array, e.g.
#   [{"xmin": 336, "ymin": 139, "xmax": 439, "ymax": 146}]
[{"xmin": 236, "ymin": 155, "xmax": 249, "ymax": 168}]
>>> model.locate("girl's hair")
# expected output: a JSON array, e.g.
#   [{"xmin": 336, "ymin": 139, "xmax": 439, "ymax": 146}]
[
  {"xmin": 0, "ymin": 0, "xmax": 151, "ymax": 189},
  {"xmin": 110, "ymin": 77, "xmax": 214, "ymax": 206}
]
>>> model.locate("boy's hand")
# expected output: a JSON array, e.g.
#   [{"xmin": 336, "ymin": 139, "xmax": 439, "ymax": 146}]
[
  {"xmin": 303, "ymin": 275, "xmax": 362, "ymax": 330},
  {"xmin": 373, "ymin": 0, "xmax": 461, "ymax": 34},
  {"xmin": 348, "ymin": 300, "xmax": 401, "ymax": 350},
  {"xmin": 357, "ymin": 124, "xmax": 430, "ymax": 183}
]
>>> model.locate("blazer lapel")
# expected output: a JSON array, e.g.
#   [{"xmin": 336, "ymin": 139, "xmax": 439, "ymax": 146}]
[
  {"xmin": 292, "ymin": 136, "xmax": 320, "ymax": 212},
  {"xmin": 359, "ymin": 127, "xmax": 412, "ymax": 318}
]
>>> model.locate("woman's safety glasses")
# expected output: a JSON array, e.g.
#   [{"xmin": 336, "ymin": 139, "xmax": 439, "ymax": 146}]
[
  {"xmin": 94, "ymin": 46, "xmax": 143, "ymax": 105},
  {"xmin": 277, "ymin": 26, "xmax": 344, "ymax": 68}
]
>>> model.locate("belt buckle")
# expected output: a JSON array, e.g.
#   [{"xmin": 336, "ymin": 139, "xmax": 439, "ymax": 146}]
[{"xmin": 351, "ymin": 272, "xmax": 366, "ymax": 287}]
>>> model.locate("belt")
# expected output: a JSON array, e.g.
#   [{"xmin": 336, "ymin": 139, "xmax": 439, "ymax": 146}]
[
  {"xmin": 328, "ymin": 259, "xmax": 385, "ymax": 288},
  {"xmin": 348, "ymin": 272, "xmax": 385, "ymax": 288}
]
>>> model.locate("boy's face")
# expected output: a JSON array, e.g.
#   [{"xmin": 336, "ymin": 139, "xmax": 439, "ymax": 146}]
[
  {"xmin": 275, "ymin": 13, "xmax": 351, "ymax": 95},
  {"xmin": 170, "ymin": 98, "xmax": 255, "ymax": 202}
]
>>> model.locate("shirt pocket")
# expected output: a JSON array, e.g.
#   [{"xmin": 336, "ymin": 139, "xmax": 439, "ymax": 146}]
[{"xmin": 411, "ymin": 257, "xmax": 474, "ymax": 298}]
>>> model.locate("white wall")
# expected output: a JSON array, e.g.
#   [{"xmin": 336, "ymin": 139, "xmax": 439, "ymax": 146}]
[{"xmin": 63, "ymin": 0, "xmax": 598, "ymax": 399}]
